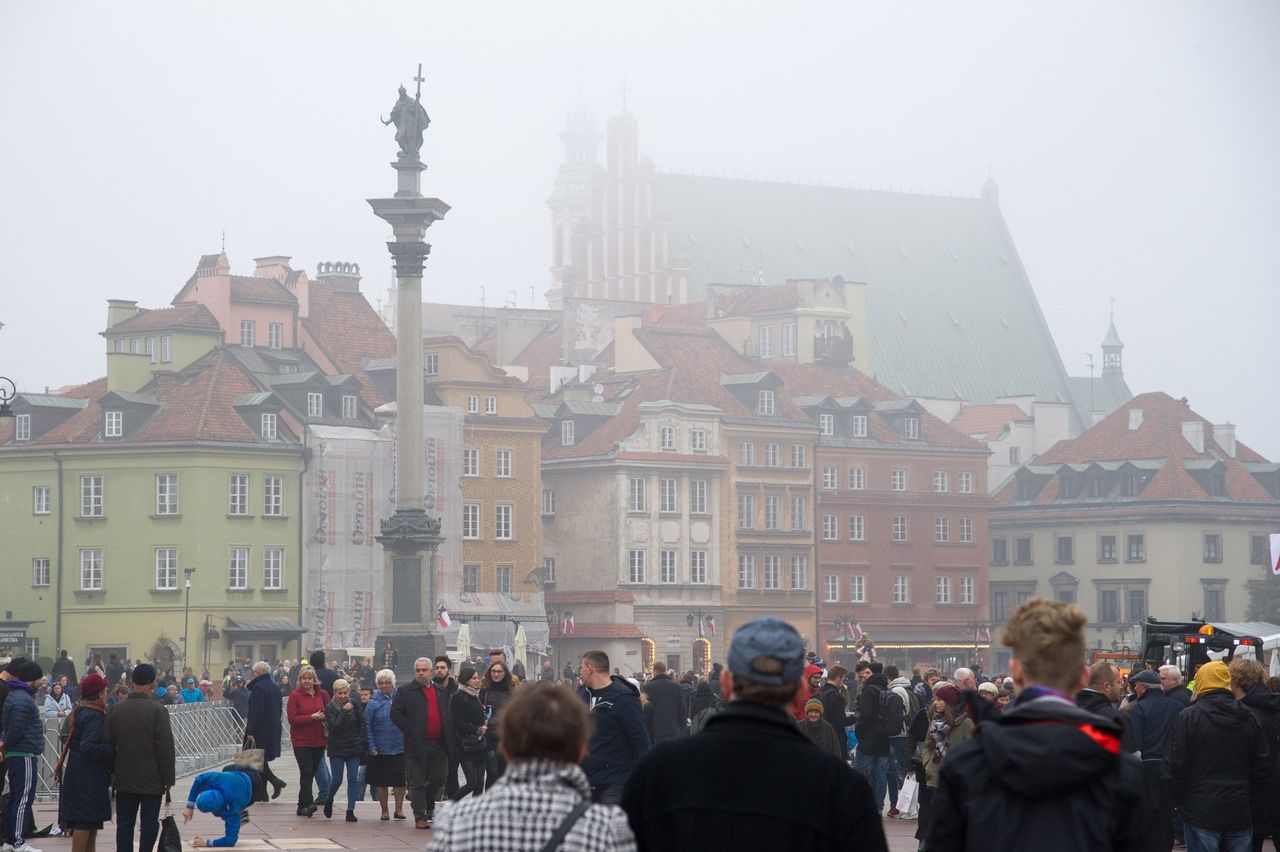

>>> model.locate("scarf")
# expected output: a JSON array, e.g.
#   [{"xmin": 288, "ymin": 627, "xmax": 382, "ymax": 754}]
[
  {"xmin": 926, "ymin": 710, "xmax": 967, "ymax": 762},
  {"xmin": 458, "ymin": 683, "xmax": 480, "ymax": 698}
]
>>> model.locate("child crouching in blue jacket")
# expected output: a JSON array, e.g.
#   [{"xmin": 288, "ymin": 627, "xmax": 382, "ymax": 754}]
[{"xmin": 182, "ymin": 768, "xmax": 256, "ymax": 847}]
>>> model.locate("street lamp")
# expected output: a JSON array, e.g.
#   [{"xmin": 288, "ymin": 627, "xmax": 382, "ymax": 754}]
[
  {"xmin": 686, "ymin": 607, "xmax": 711, "ymax": 638},
  {"xmin": 0, "ymin": 376, "xmax": 15, "ymax": 418},
  {"xmin": 182, "ymin": 566, "xmax": 197, "ymax": 675}
]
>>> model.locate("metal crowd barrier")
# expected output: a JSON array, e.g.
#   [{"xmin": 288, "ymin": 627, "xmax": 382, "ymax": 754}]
[{"xmin": 36, "ymin": 701, "xmax": 246, "ymax": 800}]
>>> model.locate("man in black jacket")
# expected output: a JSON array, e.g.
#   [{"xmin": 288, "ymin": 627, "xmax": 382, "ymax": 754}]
[
  {"xmin": 621, "ymin": 617, "xmax": 887, "ymax": 852},
  {"xmin": 1127, "ymin": 669, "xmax": 1181, "ymax": 852},
  {"xmin": 1229, "ymin": 658, "xmax": 1280, "ymax": 852},
  {"xmin": 927, "ymin": 598, "xmax": 1142, "ymax": 852},
  {"xmin": 579, "ymin": 650, "xmax": 650, "ymax": 804},
  {"xmin": 431, "ymin": 656, "xmax": 460, "ymax": 800},
  {"xmin": 642, "ymin": 661, "xmax": 687, "ymax": 744},
  {"xmin": 390, "ymin": 656, "xmax": 453, "ymax": 829},
  {"xmin": 243, "ymin": 661, "xmax": 286, "ymax": 799},
  {"xmin": 1164, "ymin": 660, "xmax": 1270, "ymax": 852},
  {"xmin": 853, "ymin": 661, "xmax": 891, "ymax": 814},
  {"xmin": 103, "ymin": 664, "xmax": 177, "ymax": 852},
  {"xmin": 1075, "ymin": 661, "xmax": 1134, "ymax": 752},
  {"xmin": 820, "ymin": 665, "xmax": 849, "ymax": 751}
]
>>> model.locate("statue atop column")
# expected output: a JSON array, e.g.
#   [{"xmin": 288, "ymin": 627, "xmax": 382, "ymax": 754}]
[{"xmin": 381, "ymin": 65, "xmax": 431, "ymax": 161}]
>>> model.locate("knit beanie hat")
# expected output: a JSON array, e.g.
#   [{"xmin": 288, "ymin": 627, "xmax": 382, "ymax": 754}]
[
  {"xmin": 933, "ymin": 682, "xmax": 962, "ymax": 708},
  {"xmin": 17, "ymin": 661, "xmax": 44, "ymax": 683},
  {"xmin": 805, "ymin": 696, "xmax": 825, "ymax": 714},
  {"xmin": 80, "ymin": 673, "xmax": 109, "ymax": 699}
]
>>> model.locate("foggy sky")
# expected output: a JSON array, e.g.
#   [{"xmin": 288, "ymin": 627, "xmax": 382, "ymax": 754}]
[{"xmin": 2, "ymin": 3, "xmax": 1276, "ymax": 457}]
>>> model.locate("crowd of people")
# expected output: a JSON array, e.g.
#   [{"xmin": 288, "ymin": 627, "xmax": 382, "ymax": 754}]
[{"xmin": 2, "ymin": 603, "xmax": 1278, "ymax": 852}]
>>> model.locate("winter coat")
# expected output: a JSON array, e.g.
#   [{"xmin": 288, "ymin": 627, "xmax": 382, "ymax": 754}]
[
  {"xmin": 243, "ymin": 674, "xmax": 283, "ymax": 761},
  {"xmin": 580, "ymin": 675, "xmax": 651, "ymax": 789},
  {"xmin": 687, "ymin": 682, "xmax": 718, "ymax": 721},
  {"xmin": 184, "ymin": 770, "xmax": 254, "ymax": 848},
  {"xmin": 1127, "ymin": 686, "xmax": 1181, "ymax": 759},
  {"xmin": 390, "ymin": 680, "xmax": 454, "ymax": 760},
  {"xmin": 59, "ymin": 705, "xmax": 116, "ymax": 825},
  {"xmin": 926, "ymin": 697, "xmax": 1142, "ymax": 852},
  {"xmin": 478, "ymin": 678, "xmax": 512, "ymax": 740},
  {"xmin": 1239, "ymin": 681, "xmax": 1280, "ymax": 837},
  {"xmin": 642, "ymin": 675, "xmax": 688, "ymax": 743},
  {"xmin": 103, "ymin": 691, "xmax": 177, "ymax": 795},
  {"xmin": 365, "ymin": 689, "xmax": 404, "ymax": 755},
  {"xmin": 819, "ymin": 682, "xmax": 847, "ymax": 734},
  {"xmin": 180, "ymin": 687, "xmax": 205, "ymax": 703},
  {"xmin": 224, "ymin": 687, "xmax": 250, "ymax": 720},
  {"xmin": 1, "ymin": 683, "xmax": 44, "ymax": 755},
  {"xmin": 51, "ymin": 656, "xmax": 78, "ymax": 684},
  {"xmin": 1165, "ymin": 684, "xmax": 1192, "ymax": 706},
  {"xmin": 853, "ymin": 673, "xmax": 890, "ymax": 757},
  {"xmin": 620, "ymin": 701, "xmax": 887, "ymax": 852},
  {"xmin": 286, "ymin": 687, "xmax": 330, "ymax": 748},
  {"xmin": 449, "ymin": 690, "xmax": 489, "ymax": 757},
  {"xmin": 922, "ymin": 715, "xmax": 974, "ymax": 789},
  {"xmin": 1163, "ymin": 689, "xmax": 1270, "ymax": 832},
  {"xmin": 1075, "ymin": 688, "xmax": 1135, "ymax": 752},
  {"xmin": 799, "ymin": 718, "xmax": 847, "ymax": 762},
  {"xmin": 324, "ymin": 697, "xmax": 367, "ymax": 758},
  {"xmin": 44, "ymin": 692, "xmax": 74, "ymax": 718}
]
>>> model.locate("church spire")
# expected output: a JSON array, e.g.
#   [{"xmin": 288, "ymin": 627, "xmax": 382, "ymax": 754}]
[{"xmin": 1102, "ymin": 298, "xmax": 1124, "ymax": 377}]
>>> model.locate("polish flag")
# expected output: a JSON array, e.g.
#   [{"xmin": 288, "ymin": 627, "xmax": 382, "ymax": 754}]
[
  {"xmin": 563, "ymin": 611, "xmax": 575, "ymax": 635},
  {"xmin": 852, "ymin": 622, "xmax": 864, "ymax": 640},
  {"xmin": 705, "ymin": 615, "xmax": 716, "ymax": 637},
  {"xmin": 437, "ymin": 602, "xmax": 452, "ymax": 629},
  {"xmin": 1271, "ymin": 534, "xmax": 1280, "ymax": 576}
]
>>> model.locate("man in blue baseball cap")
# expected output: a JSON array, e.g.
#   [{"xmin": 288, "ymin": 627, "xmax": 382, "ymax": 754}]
[{"xmin": 621, "ymin": 617, "xmax": 887, "ymax": 852}]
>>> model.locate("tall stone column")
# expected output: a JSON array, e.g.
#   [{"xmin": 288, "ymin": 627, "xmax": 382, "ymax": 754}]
[{"xmin": 370, "ymin": 78, "xmax": 450, "ymax": 677}]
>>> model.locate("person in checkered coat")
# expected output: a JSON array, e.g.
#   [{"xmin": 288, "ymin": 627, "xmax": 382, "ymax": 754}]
[{"xmin": 428, "ymin": 682, "xmax": 636, "ymax": 851}]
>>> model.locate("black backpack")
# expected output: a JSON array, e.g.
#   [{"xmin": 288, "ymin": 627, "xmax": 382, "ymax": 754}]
[{"xmin": 877, "ymin": 686, "xmax": 905, "ymax": 738}]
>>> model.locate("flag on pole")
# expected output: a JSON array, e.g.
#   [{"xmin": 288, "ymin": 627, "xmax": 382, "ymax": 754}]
[
  {"xmin": 563, "ymin": 611, "xmax": 575, "ymax": 635},
  {"xmin": 437, "ymin": 602, "xmax": 452, "ymax": 629},
  {"xmin": 705, "ymin": 615, "xmax": 716, "ymax": 636},
  {"xmin": 981, "ymin": 627, "xmax": 992, "ymax": 643},
  {"xmin": 1271, "ymin": 533, "xmax": 1280, "ymax": 576},
  {"xmin": 852, "ymin": 622, "xmax": 864, "ymax": 640}
]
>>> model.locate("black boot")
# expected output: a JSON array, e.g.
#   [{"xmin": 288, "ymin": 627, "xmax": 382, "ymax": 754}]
[
  {"xmin": 323, "ymin": 800, "xmax": 333, "ymax": 819},
  {"xmin": 345, "ymin": 810, "xmax": 357, "ymax": 823},
  {"xmin": 271, "ymin": 779, "xmax": 287, "ymax": 800}
]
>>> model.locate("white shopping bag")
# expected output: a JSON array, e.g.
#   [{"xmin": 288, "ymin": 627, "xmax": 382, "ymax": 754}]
[{"xmin": 896, "ymin": 775, "xmax": 921, "ymax": 817}]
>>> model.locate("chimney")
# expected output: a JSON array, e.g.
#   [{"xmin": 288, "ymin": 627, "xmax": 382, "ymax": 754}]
[
  {"xmin": 253, "ymin": 255, "xmax": 293, "ymax": 281},
  {"xmin": 315, "ymin": 261, "xmax": 363, "ymax": 292},
  {"xmin": 106, "ymin": 299, "xmax": 140, "ymax": 330},
  {"xmin": 1181, "ymin": 421, "xmax": 1206, "ymax": 454},
  {"xmin": 1213, "ymin": 423, "xmax": 1237, "ymax": 458}
]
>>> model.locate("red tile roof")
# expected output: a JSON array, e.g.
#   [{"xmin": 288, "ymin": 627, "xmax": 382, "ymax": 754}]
[
  {"xmin": 950, "ymin": 404, "xmax": 1031, "ymax": 441},
  {"xmin": 230, "ymin": 275, "xmax": 296, "ymax": 305},
  {"xmin": 510, "ymin": 323, "xmax": 565, "ymax": 393},
  {"xmin": 722, "ymin": 281, "xmax": 799, "ymax": 315},
  {"xmin": 302, "ymin": 282, "xmax": 397, "ymax": 407},
  {"xmin": 108, "ymin": 304, "xmax": 221, "ymax": 334},
  {"xmin": 651, "ymin": 302, "xmax": 712, "ymax": 326}
]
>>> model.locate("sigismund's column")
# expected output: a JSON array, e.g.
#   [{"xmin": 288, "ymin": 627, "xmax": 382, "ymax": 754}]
[{"xmin": 371, "ymin": 71, "xmax": 450, "ymax": 676}]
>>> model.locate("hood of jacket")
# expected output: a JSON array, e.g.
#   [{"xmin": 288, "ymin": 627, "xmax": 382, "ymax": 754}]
[
  {"xmin": 889, "ymin": 676, "xmax": 912, "ymax": 693},
  {"xmin": 865, "ymin": 673, "xmax": 888, "ymax": 690},
  {"xmin": 369, "ymin": 689, "xmax": 394, "ymax": 708},
  {"xmin": 980, "ymin": 698, "xmax": 1125, "ymax": 797},
  {"xmin": 1240, "ymin": 682, "xmax": 1280, "ymax": 714},
  {"xmin": 592, "ymin": 674, "xmax": 640, "ymax": 701},
  {"xmin": 1195, "ymin": 689, "xmax": 1256, "ymax": 728}
]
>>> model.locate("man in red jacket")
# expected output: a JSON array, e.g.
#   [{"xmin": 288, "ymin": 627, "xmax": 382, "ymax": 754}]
[{"xmin": 390, "ymin": 657, "xmax": 453, "ymax": 829}]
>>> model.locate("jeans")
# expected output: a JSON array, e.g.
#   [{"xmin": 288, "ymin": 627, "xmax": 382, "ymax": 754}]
[
  {"xmin": 3, "ymin": 756, "xmax": 37, "ymax": 846},
  {"xmin": 294, "ymin": 746, "xmax": 326, "ymax": 807},
  {"xmin": 315, "ymin": 754, "xmax": 332, "ymax": 802},
  {"xmin": 1183, "ymin": 822, "xmax": 1250, "ymax": 852},
  {"xmin": 115, "ymin": 791, "xmax": 162, "ymax": 852},
  {"xmin": 452, "ymin": 757, "xmax": 486, "ymax": 800},
  {"xmin": 327, "ymin": 755, "xmax": 362, "ymax": 812},
  {"xmin": 888, "ymin": 736, "xmax": 909, "ymax": 795},
  {"xmin": 404, "ymin": 740, "xmax": 447, "ymax": 820},
  {"xmin": 854, "ymin": 751, "xmax": 891, "ymax": 813}
]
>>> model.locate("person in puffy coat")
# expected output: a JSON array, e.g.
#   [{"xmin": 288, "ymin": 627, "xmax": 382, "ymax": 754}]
[
  {"xmin": 364, "ymin": 669, "xmax": 406, "ymax": 821},
  {"xmin": 58, "ymin": 673, "xmax": 117, "ymax": 852},
  {"xmin": 2, "ymin": 661, "xmax": 46, "ymax": 852},
  {"xmin": 323, "ymin": 679, "xmax": 366, "ymax": 822},
  {"xmin": 43, "ymin": 680, "xmax": 74, "ymax": 719},
  {"xmin": 182, "ymin": 769, "xmax": 255, "ymax": 847}
]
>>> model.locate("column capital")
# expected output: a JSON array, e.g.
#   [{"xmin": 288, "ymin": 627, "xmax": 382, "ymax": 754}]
[
  {"xmin": 376, "ymin": 507, "xmax": 443, "ymax": 555},
  {"xmin": 386, "ymin": 241, "xmax": 432, "ymax": 278}
]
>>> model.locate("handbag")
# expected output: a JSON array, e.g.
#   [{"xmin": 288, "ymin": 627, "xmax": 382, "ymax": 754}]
[
  {"xmin": 460, "ymin": 729, "xmax": 488, "ymax": 755},
  {"xmin": 895, "ymin": 775, "xmax": 921, "ymax": 817},
  {"xmin": 233, "ymin": 735, "xmax": 266, "ymax": 772},
  {"xmin": 159, "ymin": 791, "xmax": 183, "ymax": 852}
]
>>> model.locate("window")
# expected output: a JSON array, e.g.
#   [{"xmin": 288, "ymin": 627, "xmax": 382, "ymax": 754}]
[
  {"xmin": 80, "ymin": 475, "xmax": 103, "ymax": 517},
  {"xmin": 33, "ymin": 486, "xmax": 50, "ymax": 515},
  {"xmin": 992, "ymin": 591, "xmax": 1010, "ymax": 622},
  {"xmin": 262, "ymin": 548, "xmax": 283, "ymax": 589},
  {"xmin": 1099, "ymin": 589, "xmax": 1120, "ymax": 624},
  {"xmin": 307, "ymin": 392, "xmax": 323, "ymax": 418},
  {"xmin": 852, "ymin": 415, "xmax": 868, "ymax": 438},
  {"xmin": 823, "ymin": 514, "xmax": 838, "ymax": 540},
  {"xmin": 937, "ymin": 576, "xmax": 952, "ymax": 604},
  {"xmin": 1126, "ymin": 533, "xmax": 1146, "ymax": 562},
  {"xmin": 849, "ymin": 466, "xmax": 865, "ymax": 490},
  {"xmin": 738, "ymin": 442, "xmax": 755, "ymax": 466},
  {"xmin": 791, "ymin": 444, "xmax": 807, "ymax": 468},
  {"xmin": 1055, "ymin": 535, "xmax": 1074, "ymax": 564},
  {"xmin": 903, "ymin": 417, "xmax": 920, "ymax": 439},
  {"xmin": 934, "ymin": 516, "xmax": 950, "ymax": 542},
  {"xmin": 342, "ymin": 394, "xmax": 357, "ymax": 419},
  {"xmin": 267, "ymin": 323, "xmax": 283, "ymax": 349},
  {"xmin": 891, "ymin": 469, "xmax": 907, "ymax": 491},
  {"xmin": 851, "ymin": 574, "xmax": 866, "ymax": 603},
  {"xmin": 660, "ymin": 425, "xmax": 675, "ymax": 450},
  {"xmin": 629, "ymin": 477, "xmax": 647, "ymax": 512},
  {"xmin": 541, "ymin": 489, "xmax": 556, "ymax": 516},
  {"xmin": 229, "ymin": 548, "xmax": 248, "ymax": 590},
  {"xmin": 114, "ymin": 338, "xmax": 125, "ymax": 353},
  {"xmin": 1009, "ymin": 446, "xmax": 1021, "ymax": 465},
  {"xmin": 32, "ymin": 558, "xmax": 50, "ymax": 588},
  {"xmin": 496, "ymin": 565, "xmax": 512, "ymax": 595},
  {"xmin": 991, "ymin": 537, "xmax": 1008, "ymax": 565},
  {"xmin": 147, "ymin": 337, "xmax": 156, "ymax": 363},
  {"xmin": 467, "ymin": 395, "xmax": 479, "ymax": 414},
  {"xmin": 958, "ymin": 471, "xmax": 973, "ymax": 494},
  {"xmin": 1252, "ymin": 535, "xmax": 1270, "ymax": 565},
  {"xmin": 661, "ymin": 550, "xmax": 679, "ymax": 584},
  {"xmin": 260, "ymin": 412, "xmax": 277, "ymax": 439},
  {"xmin": 541, "ymin": 557, "xmax": 556, "ymax": 584},
  {"xmin": 691, "ymin": 551, "xmax": 708, "ymax": 584},
  {"xmin": 1128, "ymin": 588, "xmax": 1148, "ymax": 623},
  {"xmin": 560, "ymin": 420, "xmax": 574, "ymax": 446},
  {"xmin": 1203, "ymin": 583, "xmax": 1225, "ymax": 621},
  {"xmin": 263, "ymin": 475, "xmax": 283, "ymax": 516},
  {"xmin": 629, "ymin": 550, "xmax": 647, "ymax": 584},
  {"xmin": 824, "ymin": 575, "xmax": 839, "ymax": 602},
  {"xmin": 819, "ymin": 413, "xmax": 834, "ymax": 436},
  {"xmin": 105, "ymin": 410, "xmax": 123, "ymax": 438},
  {"xmin": 229, "ymin": 474, "xmax": 249, "ymax": 515},
  {"xmin": 131, "ymin": 337, "xmax": 141, "ymax": 354},
  {"xmin": 155, "ymin": 548, "xmax": 178, "ymax": 590},
  {"xmin": 764, "ymin": 443, "xmax": 779, "ymax": 467},
  {"xmin": 790, "ymin": 496, "xmax": 806, "ymax": 531},
  {"xmin": 961, "ymin": 576, "xmax": 975, "ymax": 605},
  {"xmin": 485, "ymin": 396, "xmax": 497, "ymax": 415},
  {"xmin": 692, "ymin": 480, "xmax": 708, "ymax": 514},
  {"xmin": 662, "ymin": 479, "xmax": 679, "ymax": 513},
  {"xmin": 960, "ymin": 517, "xmax": 974, "ymax": 543},
  {"xmin": 764, "ymin": 555, "xmax": 781, "ymax": 590},
  {"xmin": 155, "ymin": 473, "xmax": 178, "ymax": 515},
  {"xmin": 737, "ymin": 494, "xmax": 755, "ymax": 529},
  {"xmin": 1055, "ymin": 586, "xmax": 1077, "ymax": 604},
  {"xmin": 15, "ymin": 414, "xmax": 30, "ymax": 441},
  {"xmin": 425, "ymin": 353, "xmax": 438, "ymax": 375},
  {"xmin": 1203, "ymin": 534, "xmax": 1222, "ymax": 563},
  {"xmin": 463, "ymin": 565, "xmax": 479, "ymax": 593},
  {"xmin": 758, "ymin": 325, "xmax": 773, "ymax": 358},
  {"xmin": 462, "ymin": 448, "xmax": 479, "ymax": 477},
  {"xmin": 691, "ymin": 429, "xmax": 706, "ymax": 451},
  {"xmin": 822, "ymin": 466, "xmax": 837, "ymax": 489},
  {"xmin": 1014, "ymin": 536, "xmax": 1033, "ymax": 564},
  {"xmin": 782, "ymin": 322, "xmax": 796, "ymax": 357},
  {"xmin": 893, "ymin": 575, "xmax": 909, "ymax": 604},
  {"xmin": 849, "ymin": 514, "xmax": 865, "ymax": 541},
  {"xmin": 161, "ymin": 336, "xmax": 172, "ymax": 363},
  {"xmin": 934, "ymin": 471, "xmax": 949, "ymax": 493},
  {"xmin": 494, "ymin": 504, "xmax": 513, "ymax": 539},
  {"xmin": 738, "ymin": 554, "xmax": 756, "ymax": 589},
  {"xmin": 757, "ymin": 390, "xmax": 775, "ymax": 416},
  {"xmin": 80, "ymin": 548, "xmax": 103, "ymax": 591},
  {"xmin": 892, "ymin": 515, "xmax": 907, "ymax": 542},
  {"xmin": 496, "ymin": 449, "xmax": 512, "ymax": 478},
  {"xmin": 791, "ymin": 555, "xmax": 808, "ymax": 590},
  {"xmin": 1099, "ymin": 534, "xmax": 1118, "ymax": 562},
  {"xmin": 240, "ymin": 320, "xmax": 255, "ymax": 346},
  {"xmin": 764, "ymin": 495, "xmax": 781, "ymax": 530}
]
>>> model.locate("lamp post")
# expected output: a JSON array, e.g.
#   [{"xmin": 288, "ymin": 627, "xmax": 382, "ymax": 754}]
[
  {"xmin": 182, "ymin": 566, "xmax": 196, "ymax": 675},
  {"xmin": 686, "ymin": 607, "xmax": 709, "ymax": 638},
  {"xmin": 962, "ymin": 619, "xmax": 991, "ymax": 672},
  {"xmin": 0, "ymin": 376, "xmax": 15, "ymax": 418}
]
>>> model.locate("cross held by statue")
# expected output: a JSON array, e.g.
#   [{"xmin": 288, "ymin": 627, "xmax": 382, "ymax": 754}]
[{"xmin": 414, "ymin": 63, "xmax": 425, "ymax": 100}]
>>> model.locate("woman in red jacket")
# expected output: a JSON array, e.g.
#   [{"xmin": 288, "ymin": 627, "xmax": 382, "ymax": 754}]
[{"xmin": 286, "ymin": 665, "xmax": 330, "ymax": 816}]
